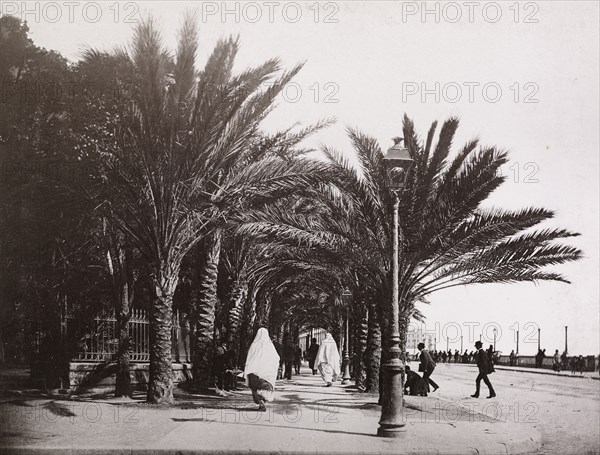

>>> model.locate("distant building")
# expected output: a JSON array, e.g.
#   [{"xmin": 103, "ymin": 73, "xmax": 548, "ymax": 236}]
[{"xmin": 406, "ymin": 329, "xmax": 435, "ymax": 353}]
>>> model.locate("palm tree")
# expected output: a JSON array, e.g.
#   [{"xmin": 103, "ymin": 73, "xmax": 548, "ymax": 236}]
[
  {"xmin": 81, "ymin": 15, "xmax": 336, "ymax": 401},
  {"xmin": 189, "ymin": 123, "xmax": 332, "ymax": 390},
  {"xmin": 239, "ymin": 115, "xmax": 582, "ymax": 397},
  {"xmin": 396, "ymin": 116, "xmax": 581, "ymax": 343}
]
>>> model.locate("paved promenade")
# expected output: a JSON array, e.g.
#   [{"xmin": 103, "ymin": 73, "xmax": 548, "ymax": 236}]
[
  {"xmin": 0, "ymin": 364, "xmax": 545, "ymax": 455},
  {"xmin": 3, "ymin": 362, "xmax": 599, "ymax": 454}
]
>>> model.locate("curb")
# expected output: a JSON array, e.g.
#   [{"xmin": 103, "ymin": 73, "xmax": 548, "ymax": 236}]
[
  {"xmin": 494, "ymin": 366, "xmax": 600, "ymax": 380},
  {"xmin": 428, "ymin": 362, "xmax": 600, "ymax": 380}
]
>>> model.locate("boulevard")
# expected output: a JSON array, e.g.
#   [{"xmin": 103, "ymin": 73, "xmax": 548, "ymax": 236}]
[{"xmin": 1, "ymin": 364, "xmax": 598, "ymax": 454}]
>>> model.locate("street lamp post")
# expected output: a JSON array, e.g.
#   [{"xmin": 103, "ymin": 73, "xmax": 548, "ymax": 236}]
[
  {"xmin": 493, "ymin": 328, "xmax": 497, "ymax": 352},
  {"xmin": 564, "ymin": 326, "xmax": 568, "ymax": 354},
  {"xmin": 377, "ymin": 137, "xmax": 413, "ymax": 438},
  {"xmin": 538, "ymin": 328, "xmax": 541, "ymax": 352},
  {"xmin": 341, "ymin": 289, "xmax": 352, "ymax": 385}
]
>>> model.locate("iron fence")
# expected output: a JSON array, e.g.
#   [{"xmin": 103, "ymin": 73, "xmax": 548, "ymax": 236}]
[{"xmin": 68, "ymin": 309, "xmax": 190, "ymax": 363}]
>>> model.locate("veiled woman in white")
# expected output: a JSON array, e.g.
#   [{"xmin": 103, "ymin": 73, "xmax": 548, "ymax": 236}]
[
  {"xmin": 315, "ymin": 333, "xmax": 341, "ymax": 387},
  {"xmin": 244, "ymin": 327, "xmax": 280, "ymax": 411}
]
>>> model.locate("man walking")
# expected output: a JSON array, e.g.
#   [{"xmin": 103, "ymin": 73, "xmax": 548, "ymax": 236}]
[
  {"xmin": 282, "ymin": 339, "xmax": 295, "ymax": 380},
  {"xmin": 417, "ymin": 342, "xmax": 439, "ymax": 392},
  {"xmin": 271, "ymin": 336, "xmax": 283, "ymax": 380},
  {"xmin": 307, "ymin": 337, "xmax": 320, "ymax": 375},
  {"xmin": 293, "ymin": 344, "xmax": 302, "ymax": 374},
  {"xmin": 471, "ymin": 341, "xmax": 496, "ymax": 398}
]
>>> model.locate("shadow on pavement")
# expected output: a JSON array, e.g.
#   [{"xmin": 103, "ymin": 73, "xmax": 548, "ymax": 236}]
[{"xmin": 169, "ymin": 417, "xmax": 379, "ymax": 437}]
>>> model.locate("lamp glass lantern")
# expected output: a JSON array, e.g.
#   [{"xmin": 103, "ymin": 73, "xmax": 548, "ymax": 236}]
[{"xmin": 383, "ymin": 137, "xmax": 413, "ymax": 190}]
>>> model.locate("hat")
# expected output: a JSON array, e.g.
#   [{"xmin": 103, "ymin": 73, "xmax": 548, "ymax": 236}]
[
  {"xmin": 475, "ymin": 341, "xmax": 483, "ymax": 348},
  {"xmin": 417, "ymin": 342, "xmax": 425, "ymax": 349}
]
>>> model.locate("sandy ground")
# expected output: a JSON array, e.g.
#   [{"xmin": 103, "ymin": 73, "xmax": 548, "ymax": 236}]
[
  {"xmin": 418, "ymin": 362, "xmax": 600, "ymax": 454},
  {"xmin": 0, "ymin": 363, "xmax": 597, "ymax": 454}
]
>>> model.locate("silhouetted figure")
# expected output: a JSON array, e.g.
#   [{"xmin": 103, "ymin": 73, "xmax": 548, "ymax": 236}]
[
  {"xmin": 570, "ymin": 356, "xmax": 577, "ymax": 374},
  {"xmin": 282, "ymin": 340, "xmax": 295, "ymax": 380},
  {"xmin": 271, "ymin": 336, "xmax": 283, "ymax": 380},
  {"xmin": 454, "ymin": 350, "xmax": 460, "ymax": 363},
  {"xmin": 462, "ymin": 350, "xmax": 469, "ymax": 363},
  {"xmin": 404, "ymin": 365, "xmax": 428, "ymax": 396},
  {"xmin": 509, "ymin": 350, "xmax": 517, "ymax": 366},
  {"xmin": 535, "ymin": 348, "xmax": 546, "ymax": 368},
  {"xmin": 213, "ymin": 343, "xmax": 227, "ymax": 390},
  {"xmin": 487, "ymin": 345, "xmax": 495, "ymax": 367},
  {"xmin": 552, "ymin": 349, "xmax": 561, "ymax": 372},
  {"xmin": 293, "ymin": 345, "xmax": 302, "ymax": 374},
  {"xmin": 307, "ymin": 337, "xmax": 320, "ymax": 375},
  {"xmin": 577, "ymin": 355, "xmax": 585, "ymax": 374},
  {"xmin": 471, "ymin": 341, "xmax": 496, "ymax": 399},
  {"xmin": 223, "ymin": 348, "xmax": 237, "ymax": 390},
  {"xmin": 561, "ymin": 351, "xmax": 568, "ymax": 370}
]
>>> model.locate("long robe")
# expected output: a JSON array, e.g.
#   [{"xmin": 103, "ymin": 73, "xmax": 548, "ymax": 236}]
[
  {"xmin": 244, "ymin": 328, "xmax": 280, "ymax": 402},
  {"xmin": 315, "ymin": 333, "xmax": 341, "ymax": 383}
]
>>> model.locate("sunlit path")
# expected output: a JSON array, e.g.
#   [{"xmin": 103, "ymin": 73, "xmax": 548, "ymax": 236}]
[
  {"xmin": 1, "ymin": 363, "xmax": 548, "ymax": 454},
  {"xmin": 408, "ymin": 362, "xmax": 600, "ymax": 454}
]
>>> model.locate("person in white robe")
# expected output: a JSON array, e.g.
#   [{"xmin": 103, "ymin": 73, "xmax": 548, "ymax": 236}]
[
  {"xmin": 244, "ymin": 327, "xmax": 280, "ymax": 411},
  {"xmin": 315, "ymin": 333, "xmax": 341, "ymax": 387}
]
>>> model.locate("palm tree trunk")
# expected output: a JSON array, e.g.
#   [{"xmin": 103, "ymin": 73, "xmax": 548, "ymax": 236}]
[
  {"xmin": 237, "ymin": 291, "xmax": 256, "ymax": 367},
  {"xmin": 331, "ymin": 318, "xmax": 342, "ymax": 351},
  {"xmin": 105, "ymin": 226, "xmax": 135, "ymax": 398},
  {"xmin": 192, "ymin": 230, "xmax": 222, "ymax": 390},
  {"xmin": 254, "ymin": 292, "xmax": 272, "ymax": 333},
  {"xmin": 226, "ymin": 280, "xmax": 247, "ymax": 360},
  {"xmin": 147, "ymin": 269, "xmax": 177, "ymax": 404},
  {"xmin": 115, "ymin": 284, "xmax": 131, "ymax": 397},
  {"xmin": 353, "ymin": 304, "xmax": 368, "ymax": 390},
  {"xmin": 365, "ymin": 304, "xmax": 381, "ymax": 393},
  {"xmin": 399, "ymin": 306, "xmax": 410, "ymax": 364}
]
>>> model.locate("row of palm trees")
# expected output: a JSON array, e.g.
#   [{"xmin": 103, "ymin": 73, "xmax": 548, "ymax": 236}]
[
  {"xmin": 0, "ymin": 15, "xmax": 581, "ymax": 403},
  {"xmin": 76, "ymin": 16, "xmax": 582, "ymax": 402}
]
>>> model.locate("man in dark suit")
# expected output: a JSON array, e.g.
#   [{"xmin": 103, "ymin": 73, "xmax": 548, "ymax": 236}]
[
  {"xmin": 471, "ymin": 341, "xmax": 496, "ymax": 398},
  {"xmin": 271, "ymin": 336, "xmax": 283, "ymax": 380},
  {"xmin": 307, "ymin": 338, "xmax": 320, "ymax": 375},
  {"xmin": 418, "ymin": 342, "xmax": 439, "ymax": 392},
  {"xmin": 282, "ymin": 340, "xmax": 295, "ymax": 380}
]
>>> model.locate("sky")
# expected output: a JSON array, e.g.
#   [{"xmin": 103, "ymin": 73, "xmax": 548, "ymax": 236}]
[{"xmin": 3, "ymin": 1, "xmax": 598, "ymax": 356}]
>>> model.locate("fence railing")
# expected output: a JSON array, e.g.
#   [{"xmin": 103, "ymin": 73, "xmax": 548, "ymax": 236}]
[
  {"xmin": 496, "ymin": 354, "xmax": 599, "ymax": 372},
  {"xmin": 68, "ymin": 309, "xmax": 191, "ymax": 363}
]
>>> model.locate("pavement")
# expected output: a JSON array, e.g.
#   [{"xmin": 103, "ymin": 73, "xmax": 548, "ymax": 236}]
[
  {"xmin": 492, "ymin": 364, "xmax": 599, "ymax": 380},
  {"xmin": 0, "ymin": 364, "xmax": 543, "ymax": 455},
  {"xmin": 423, "ymin": 361, "xmax": 600, "ymax": 380}
]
